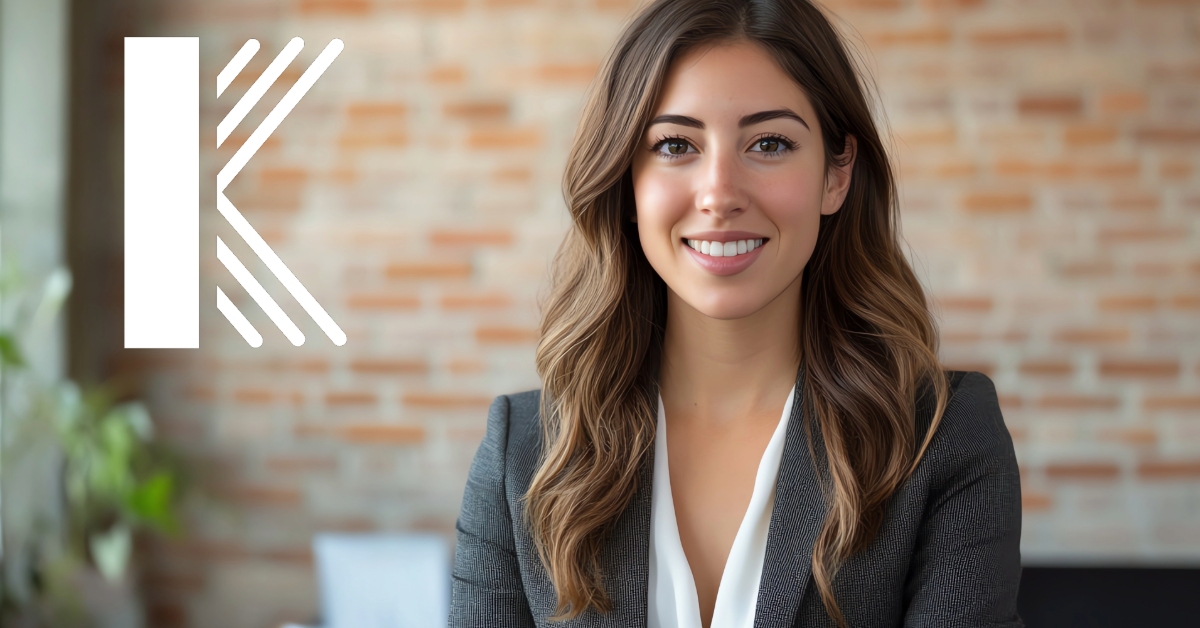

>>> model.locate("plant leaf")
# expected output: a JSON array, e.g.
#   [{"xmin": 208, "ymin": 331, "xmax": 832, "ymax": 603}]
[{"xmin": 0, "ymin": 332, "xmax": 24, "ymax": 367}]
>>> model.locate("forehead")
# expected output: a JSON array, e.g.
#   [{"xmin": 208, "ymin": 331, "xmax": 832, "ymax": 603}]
[{"xmin": 653, "ymin": 40, "xmax": 817, "ymax": 124}]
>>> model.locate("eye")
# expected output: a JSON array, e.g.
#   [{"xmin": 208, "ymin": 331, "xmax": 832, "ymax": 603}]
[
  {"xmin": 748, "ymin": 134, "xmax": 795, "ymax": 157},
  {"xmin": 650, "ymin": 136, "xmax": 697, "ymax": 158},
  {"xmin": 755, "ymin": 138, "xmax": 782, "ymax": 152}
]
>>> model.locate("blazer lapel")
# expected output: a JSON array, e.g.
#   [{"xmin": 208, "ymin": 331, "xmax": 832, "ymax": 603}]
[
  {"xmin": 754, "ymin": 368, "xmax": 827, "ymax": 628},
  {"xmin": 591, "ymin": 430, "xmax": 655, "ymax": 628}
]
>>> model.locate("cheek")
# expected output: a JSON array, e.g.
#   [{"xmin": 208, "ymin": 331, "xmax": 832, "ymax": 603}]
[{"xmin": 632, "ymin": 169, "xmax": 690, "ymax": 252}]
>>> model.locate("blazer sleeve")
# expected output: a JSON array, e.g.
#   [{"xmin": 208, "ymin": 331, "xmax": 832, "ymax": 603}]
[
  {"xmin": 902, "ymin": 372, "xmax": 1024, "ymax": 628},
  {"xmin": 448, "ymin": 395, "xmax": 537, "ymax": 628}
]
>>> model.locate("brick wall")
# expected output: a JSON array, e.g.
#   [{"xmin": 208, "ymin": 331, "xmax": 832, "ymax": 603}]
[{"xmin": 78, "ymin": 0, "xmax": 1198, "ymax": 626}]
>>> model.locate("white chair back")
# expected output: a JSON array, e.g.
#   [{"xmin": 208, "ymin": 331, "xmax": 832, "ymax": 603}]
[{"xmin": 313, "ymin": 532, "xmax": 450, "ymax": 628}]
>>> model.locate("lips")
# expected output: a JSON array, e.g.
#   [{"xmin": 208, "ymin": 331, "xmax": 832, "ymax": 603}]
[{"xmin": 680, "ymin": 235, "xmax": 768, "ymax": 276}]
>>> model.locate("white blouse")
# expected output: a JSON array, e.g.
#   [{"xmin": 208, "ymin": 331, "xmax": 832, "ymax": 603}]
[{"xmin": 648, "ymin": 384, "xmax": 797, "ymax": 628}]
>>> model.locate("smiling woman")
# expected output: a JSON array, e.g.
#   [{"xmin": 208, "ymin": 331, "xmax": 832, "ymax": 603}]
[{"xmin": 449, "ymin": 1, "xmax": 1022, "ymax": 627}]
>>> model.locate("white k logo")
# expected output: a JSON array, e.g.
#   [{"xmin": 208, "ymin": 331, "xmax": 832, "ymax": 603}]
[{"xmin": 122, "ymin": 37, "xmax": 347, "ymax": 349}]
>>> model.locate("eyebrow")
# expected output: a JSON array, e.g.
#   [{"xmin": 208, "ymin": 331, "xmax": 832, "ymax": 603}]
[{"xmin": 646, "ymin": 108, "xmax": 810, "ymax": 131}]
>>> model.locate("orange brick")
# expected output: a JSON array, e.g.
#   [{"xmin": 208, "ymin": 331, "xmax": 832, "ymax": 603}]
[
  {"xmin": 895, "ymin": 126, "xmax": 956, "ymax": 145},
  {"xmin": 1039, "ymin": 395, "xmax": 1120, "ymax": 410},
  {"xmin": 484, "ymin": 0, "xmax": 537, "ymax": 6},
  {"xmin": 234, "ymin": 388, "xmax": 274, "ymax": 404},
  {"xmin": 440, "ymin": 292, "xmax": 512, "ymax": 309},
  {"xmin": 1020, "ymin": 360, "xmax": 1073, "ymax": 377},
  {"xmin": 535, "ymin": 63, "xmax": 600, "ymax": 83},
  {"xmin": 942, "ymin": 331, "xmax": 983, "ymax": 344},
  {"xmin": 299, "ymin": 0, "xmax": 371, "ymax": 14},
  {"xmin": 448, "ymin": 358, "xmax": 486, "ymax": 373},
  {"xmin": 1064, "ymin": 124, "xmax": 1118, "ymax": 145},
  {"xmin": 1098, "ymin": 295, "xmax": 1157, "ymax": 312},
  {"xmin": 339, "ymin": 423, "xmax": 426, "ymax": 444},
  {"xmin": 1045, "ymin": 462, "xmax": 1121, "ymax": 480},
  {"xmin": 1054, "ymin": 328, "xmax": 1130, "ymax": 344},
  {"xmin": 349, "ymin": 359, "xmax": 428, "ymax": 374},
  {"xmin": 841, "ymin": 0, "xmax": 905, "ymax": 8},
  {"xmin": 1098, "ymin": 227, "xmax": 1186, "ymax": 244},
  {"xmin": 1017, "ymin": 95, "xmax": 1083, "ymax": 117},
  {"xmin": 385, "ymin": 262, "xmax": 472, "ymax": 279},
  {"xmin": 1022, "ymin": 491, "xmax": 1053, "ymax": 512},
  {"xmin": 969, "ymin": 27, "xmax": 1069, "ymax": 46},
  {"xmin": 426, "ymin": 65, "xmax": 466, "ymax": 84},
  {"xmin": 183, "ymin": 385, "xmax": 215, "ymax": 401},
  {"xmin": 1098, "ymin": 91, "xmax": 1146, "ymax": 115},
  {"xmin": 1137, "ymin": 461, "xmax": 1200, "ymax": 479},
  {"xmin": 347, "ymin": 102, "xmax": 408, "ymax": 120},
  {"xmin": 401, "ymin": 393, "xmax": 493, "ymax": 408},
  {"xmin": 961, "ymin": 192, "xmax": 1033, "ymax": 214},
  {"xmin": 1170, "ymin": 294, "xmax": 1200, "ymax": 310},
  {"xmin": 493, "ymin": 167, "xmax": 532, "ymax": 182},
  {"xmin": 1099, "ymin": 359, "xmax": 1180, "ymax": 379},
  {"xmin": 937, "ymin": 296, "xmax": 993, "ymax": 312},
  {"xmin": 443, "ymin": 100, "xmax": 509, "ymax": 120},
  {"xmin": 325, "ymin": 391, "xmax": 377, "ymax": 405},
  {"xmin": 222, "ymin": 484, "xmax": 303, "ymax": 506},
  {"xmin": 1097, "ymin": 427, "xmax": 1157, "ymax": 446},
  {"xmin": 1136, "ymin": 128, "xmax": 1200, "ymax": 144},
  {"xmin": 1143, "ymin": 395, "xmax": 1200, "ymax": 411},
  {"xmin": 347, "ymin": 293, "xmax": 421, "ymax": 310},
  {"xmin": 1058, "ymin": 260, "xmax": 1113, "ymax": 278},
  {"xmin": 467, "ymin": 128, "xmax": 540, "ymax": 149},
  {"xmin": 868, "ymin": 26, "xmax": 952, "ymax": 47},
  {"xmin": 429, "ymin": 230, "xmax": 513, "ymax": 246},
  {"xmin": 993, "ymin": 159, "xmax": 1035, "ymax": 177},
  {"xmin": 933, "ymin": 161, "xmax": 976, "ymax": 178},
  {"xmin": 1109, "ymin": 193, "xmax": 1159, "ymax": 212},
  {"xmin": 259, "ymin": 168, "xmax": 308, "ymax": 186},
  {"xmin": 476, "ymin": 326, "xmax": 539, "ymax": 343},
  {"xmin": 1088, "ymin": 160, "xmax": 1140, "ymax": 179},
  {"xmin": 1161, "ymin": 159, "xmax": 1192, "ymax": 179},
  {"xmin": 920, "ymin": 0, "xmax": 986, "ymax": 7}
]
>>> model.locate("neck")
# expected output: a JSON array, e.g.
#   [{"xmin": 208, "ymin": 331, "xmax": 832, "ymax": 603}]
[{"xmin": 657, "ymin": 276, "xmax": 802, "ymax": 426}]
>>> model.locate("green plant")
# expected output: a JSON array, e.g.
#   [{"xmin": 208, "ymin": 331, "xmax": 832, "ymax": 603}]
[{"xmin": 1, "ymin": 260, "xmax": 185, "ymax": 626}]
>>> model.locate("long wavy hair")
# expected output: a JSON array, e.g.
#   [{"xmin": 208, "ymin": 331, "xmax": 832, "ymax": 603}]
[{"xmin": 524, "ymin": 0, "xmax": 949, "ymax": 624}]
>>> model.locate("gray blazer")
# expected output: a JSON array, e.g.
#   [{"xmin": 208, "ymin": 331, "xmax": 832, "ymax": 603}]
[{"xmin": 449, "ymin": 370, "xmax": 1023, "ymax": 627}]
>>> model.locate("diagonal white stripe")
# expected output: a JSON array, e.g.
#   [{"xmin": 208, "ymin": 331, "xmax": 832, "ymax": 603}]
[
  {"xmin": 217, "ymin": 38, "xmax": 343, "ymax": 191},
  {"xmin": 217, "ymin": 37, "xmax": 304, "ymax": 147},
  {"xmin": 217, "ymin": 286, "xmax": 264, "ymax": 347},
  {"xmin": 218, "ymin": 193, "xmax": 347, "ymax": 346},
  {"xmin": 217, "ymin": 236, "xmax": 306, "ymax": 346},
  {"xmin": 217, "ymin": 39, "xmax": 260, "ymax": 98}
]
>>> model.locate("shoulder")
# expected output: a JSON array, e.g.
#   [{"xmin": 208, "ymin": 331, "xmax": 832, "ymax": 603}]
[
  {"xmin": 482, "ymin": 389, "xmax": 544, "ymax": 486},
  {"xmin": 916, "ymin": 370, "xmax": 1018, "ymax": 480}
]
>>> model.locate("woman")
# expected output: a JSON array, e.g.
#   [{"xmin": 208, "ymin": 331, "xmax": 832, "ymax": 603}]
[{"xmin": 449, "ymin": 0, "xmax": 1022, "ymax": 626}]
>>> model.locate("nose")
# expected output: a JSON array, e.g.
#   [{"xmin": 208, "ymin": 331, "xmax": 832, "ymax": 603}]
[{"xmin": 696, "ymin": 149, "xmax": 748, "ymax": 219}]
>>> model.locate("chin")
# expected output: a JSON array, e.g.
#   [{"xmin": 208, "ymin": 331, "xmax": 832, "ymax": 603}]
[{"xmin": 683, "ymin": 289, "xmax": 773, "ymax": 321}]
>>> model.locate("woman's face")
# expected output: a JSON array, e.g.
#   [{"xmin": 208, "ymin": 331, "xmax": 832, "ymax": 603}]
[{"xmin": 631, "ymin": 40, "xmax": 855, "ymax": 321}]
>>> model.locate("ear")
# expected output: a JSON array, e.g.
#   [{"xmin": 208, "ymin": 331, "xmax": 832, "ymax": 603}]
[{"xmin": 820, "ymin": 135, "xmax": 857, "ymax": 216}]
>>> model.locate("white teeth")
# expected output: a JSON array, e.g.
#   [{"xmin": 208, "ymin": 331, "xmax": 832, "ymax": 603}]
[{"xmin": 686, "ymin": 238, "xmax": 765, "ymax": 258}]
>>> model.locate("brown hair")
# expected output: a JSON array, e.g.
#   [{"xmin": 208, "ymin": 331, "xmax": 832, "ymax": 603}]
[{"xmin": 525, "ymin": 0, "xmax": 949, "ymax": 624}]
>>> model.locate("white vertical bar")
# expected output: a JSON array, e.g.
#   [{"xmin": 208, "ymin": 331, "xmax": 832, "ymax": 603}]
[{"xmin": 124, "ymin": 37, "xmax": 199, "ymax": 348}]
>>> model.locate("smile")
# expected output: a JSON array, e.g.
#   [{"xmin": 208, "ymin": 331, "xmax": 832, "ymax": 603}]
[
  {"xmin": 684, "ymin": 238, "xmax": 764, "ymax": 258},
  {"xmin": 680, "ymin": 237, "xmax": 768, "ymax": 276}
]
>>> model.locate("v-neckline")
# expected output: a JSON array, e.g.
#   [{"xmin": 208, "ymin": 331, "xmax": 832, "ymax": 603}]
[{"xmin": 648, "ymin": 384, "xmax": 798, "ymax": 628}]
